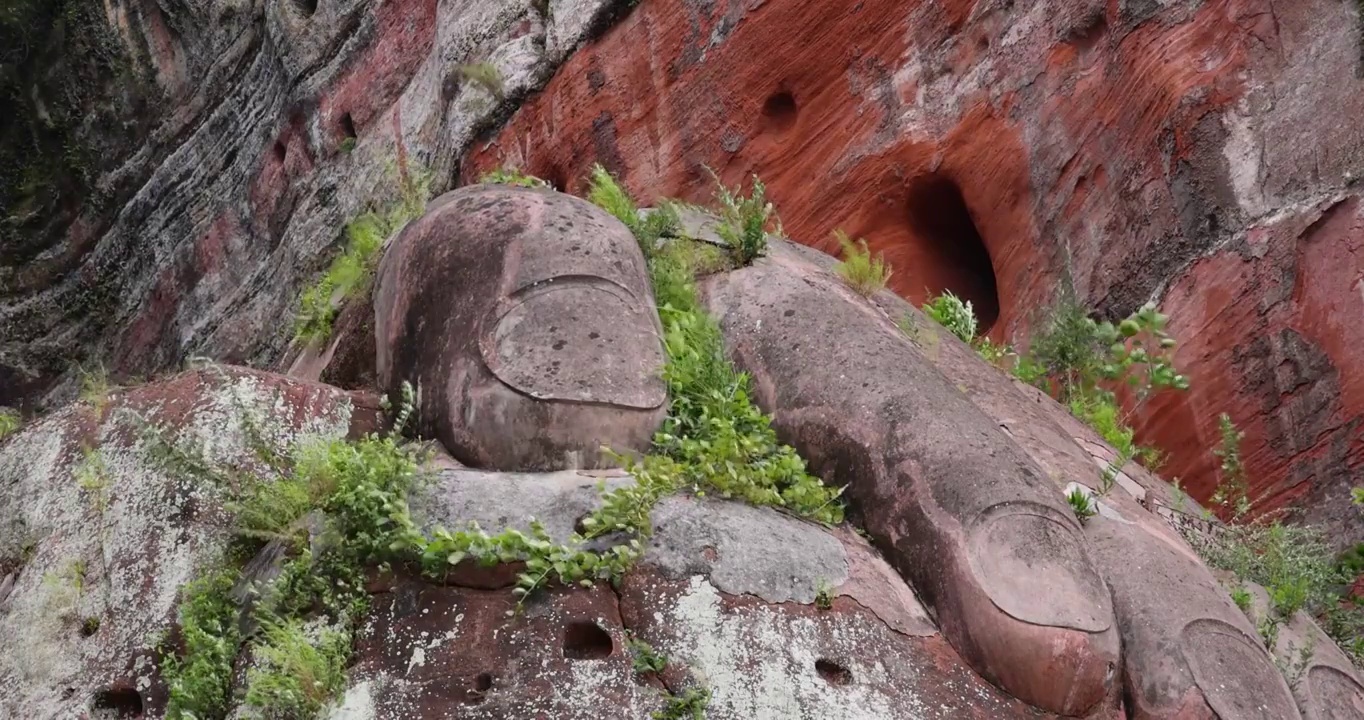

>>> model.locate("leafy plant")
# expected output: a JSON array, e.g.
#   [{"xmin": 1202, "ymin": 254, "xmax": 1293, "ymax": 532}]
[
  {"xmin": 1067, "ymin": 487, "xmax": 1097, "ymax": 523},
  {"xmin": 923, "ymin": 291, "xmax": 977, "ymax": 342},
  {"xmin": 1210, "ymin": 413, "xmax": 1251, "ymax": 521},
  {"xmin": 974, "ymin": 337, "xmax": 1010, "ymax": 365},
  {"xmin": 1187, "ymin": 521, "xmax": 1343, "ymax": 622},
  {"xmin": 832, "ymin": 230, "xmax": 891, "ymax": 297},
  {"xmin": 294, "ymin": 164, "xmax": 429, "ymax": 345},
  {"xmin": 587, "ymin": 164, "xmax": 681, "ymax": 258},
  {"xmin": 244, "ymin": 616, "xmax": 350, "ymax": 717},
  {"xmin": 628, "ymin": 635, "xmax": 668, "ymax": 675},
  {"xmin": 655, "ymin": 686, "xmax": 710, "ymax": 720},
  {"xmin": 459, "ymin": 62, "xmax": 505, "ymax": 101},
  {"xmin": 710, "ymin": 169, "xmax": 777, "ymax": 266},
  {"xmin": 1230, "ymin": 585, "xmax": 1253, "ymax": 614},
  {"xmin": 0, "ymin": 407, "xmax": 20, "ymax": 440},
  {"xmin": 162, "ymin": 569, "xmax": 241, "ymax": 720},
  {"xmin": 815, "ymin": 578, "xmax": 834, "ymax": 610},
  {"xmin": 338, "ymin": 137, "xmax": 356, "ymax": 154},
  {"xmin": 480, "ymin": 166, "xmax": 550, "ymax": 188}
]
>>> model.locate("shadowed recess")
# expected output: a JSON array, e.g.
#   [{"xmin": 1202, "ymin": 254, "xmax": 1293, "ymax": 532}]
[{"xmin": 905, "ymin": 174, "xmax": 1000, "ymax": 332}]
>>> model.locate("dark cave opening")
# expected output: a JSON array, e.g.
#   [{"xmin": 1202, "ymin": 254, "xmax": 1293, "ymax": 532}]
[{"xmin": 905, "ymin": 174, "xmax": 1000, "ymax": 332}]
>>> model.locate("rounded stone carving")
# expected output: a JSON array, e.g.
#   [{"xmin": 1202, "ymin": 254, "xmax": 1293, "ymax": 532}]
[
  {"xmin": 1181, "ymin": 619, "xmax": 1302, "ymax": 720},
  {"xmin": 968, "ymin": 502, "xmax": 1112, "ymax": 633},
  {"xmin": 374, "ymin": 184, "xmax": 667, "ymax": 471}
]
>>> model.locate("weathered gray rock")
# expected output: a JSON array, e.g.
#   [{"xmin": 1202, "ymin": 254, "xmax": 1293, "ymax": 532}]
[
  {"xmin": 374, "ymin": 184, "xmax": 666, "ymax": 471},
  {"xmin": 0, "ymin": 366, "xmax": 377, "ymax": 718},
  {"xmin": 344, "ymin": 469, "xmax": 1049, "ymax": 719},
  {"xmin": 701, "ymin": 241, "xmax": 1120, "ymax": 715}
]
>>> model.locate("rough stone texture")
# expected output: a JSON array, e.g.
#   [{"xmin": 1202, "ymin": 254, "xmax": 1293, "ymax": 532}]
[
  {"xmin": 0, "ymin": 366, "xmax": 375, "ymax": 718},
  {"xmin": 465, "ymin": 0, "xmax": 1364, "ymax": 540},
  {"xmin": 0, "ymin": 0, "xmax": 626, "ymax": 412},
  {"xmin": 374, "ymin": 184, "xmax": 666, "ymax": 471},
  {"xmin": 1237, "ymin": 582, "xmax": 1364, "ymax": 720},
  {"xmin": 701, "ymin": 241, "xmax": 1121, "ymax": 715},
  {"xmin": 345, "ymin": 473, "xmax": 1052, "ymax": 719}
]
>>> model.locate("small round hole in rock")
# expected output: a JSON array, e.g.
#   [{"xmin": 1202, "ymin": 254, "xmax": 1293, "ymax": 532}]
[
  {"xmin": 761, "ymin": 91, "xmax": 798, "ymax": 133},
  {"xmin": 80, "ymin": 616, "xmax": 100, "ymax": 637},
  {"xmin": 292, "ymin": 0, "xmax": 319, "ymax": 17},
  {"xmin": 562, "ymin": 620, "xmax": 613, "ymax": 659},
  {"xmin": 91, "ymin": 687, "xmax": 143, "ymax": 717},
  {"xmin": 273, "ymin": 140, "xmax": 287, "ymax": 163},
  {"xmin": 475, "ymin": 672, "xmax": 494, "ymax": 692},
  {"xmin": 340, "ymin": 113, "xmax": 357, "ymax": 140},
  {"xmin": 815, "ymin": 658, "xmax": 853, "ymax": 686}
]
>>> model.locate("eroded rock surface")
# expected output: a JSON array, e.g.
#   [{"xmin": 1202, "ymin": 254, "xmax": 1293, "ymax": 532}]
[
  {"xmin": 0, "ymin": 366, "xmax": 378, "ymax": 718},
  {"xmin": 374, "ymin": 185, "xmax": 666, "ymax": 471},
  {"xmin": 701, "ymin": 242, "xmax": 1120, "ymax": 715},
  {"xmin": 466, "ymin": 0, "xmax": 1364, "ymax": 543}
]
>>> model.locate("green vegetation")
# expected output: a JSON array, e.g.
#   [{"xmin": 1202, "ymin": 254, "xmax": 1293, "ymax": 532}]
[
  {"xmin": 655, "ymin": 687, "xmax": 710, "ymax": 720},
  {"xmin": 74, "ymin": 447, "xmax": 110, "ymax": 513},
  {"xmin": 0, "ymin": 408, "xmax": 19, "ymax": 441},
  {"xmin": 459, "ymin": 62, "xmax": 505, "ymax": 101},
  {"xmin": 1230, "ymin": 585, "xmax": 1253, "ymax": 614},
  {"xmin": 480, "ymin": 166, "xmax": 550, "ymax": 188},
  {"xmin": 628, "ymin": 635, "xmax": 668, "ymax": 675},
  {"xmin": 162, "ymin": 570, "xmax": 240, "ymax": 719},
  {"xmin": 1210, "ymin": 413, "xmax": 1251, "ymax": 521},
  {"xmin": 832, "ymin": 230, "xmax": 892, "ymax": 297},
  {"xmin": 244, "ymin": 616, "xmax": 350, "ymax": 716},
  {"xmin": 710, "ymin": 170, "xmax": 778, "ymax": 266},
  {"xmin": 588, "ymin": 164, "xmax": 682, "ymax": 259},
  {"xmin": 1066, "ymin": 487, "xmax": 1097, "ymax": 523},
  {"xmin": 338, "ymin": 137, "xmax": 356, "ymax": 154},
  {"xmin": 79, "ymin": 363, "xmax": 111, "ymax": 413},
  {"xmin": 294, "ymin": 164, "xmax": 429, "ymax": 345},
  {"xmin": 815, "ymin": 578, "xmax": 834, "ymax": 610},
  {"xmin": 922, "ymin": 291, "xmax": 977, "ymax": 343},
  {"xmin": 973, "ymin": 337, "xmax": 1010, "ymax": 365}
]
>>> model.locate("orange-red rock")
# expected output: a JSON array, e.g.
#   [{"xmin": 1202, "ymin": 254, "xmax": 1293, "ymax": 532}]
[{"xmin": 465, "ymin": 0, "xmax": 1364, "ymax": 541}]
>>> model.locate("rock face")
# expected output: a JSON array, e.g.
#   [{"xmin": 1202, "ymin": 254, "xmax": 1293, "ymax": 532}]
[
  {"xmin": 0, "ymin": 366, "xmax": 378, "ymax": 718},
  {"xmin": 374, "ymin": 185, "xmax": 666, "ymax": 470},
  {"xmin": 344, "ymin": 469, "xmax": 1053, "ymax": 719},
  {"xmin": 464, "ymin": 0, "xmax": 1364, "ymax": 542},
  {"xmin": 701, "ymin": 240, "xmax": 1314, "ymax": 719}
]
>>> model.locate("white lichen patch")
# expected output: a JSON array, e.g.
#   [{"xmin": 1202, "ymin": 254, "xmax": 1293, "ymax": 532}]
[
  {"xmin": 0, "ymin": 369, "xmax": 357, "ymax": 718},
  {"xmin": 654, "ymin": 575, "xmax": 952, "ymax": 720}
]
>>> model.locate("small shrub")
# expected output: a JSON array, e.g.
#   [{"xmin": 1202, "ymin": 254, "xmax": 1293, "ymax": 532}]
[
  {"xmin": 710, "ymin": 169, "xmax": 778, "ymax": 265},
  {"xmin": 459, "ymin": 62, "xmax": 505, "ymax": 101},
  {"xmin": 587, "ymin": 164, "xmax": 681, "ymax": 258},
  {"xmin": 1210, "ymin": 413, "xmax": 1251, "ymax": 521},
  {"xmin": 162, "ymin": 569, "xmax": 241, "ymax": 720},
  {"xmin": 974, "ymin": 337, "xmax": 1010, "ymax": 365},
  {"xmin": 1067, "ymin": 487, "xmax": 1097, "ymax": 523},
  {"xmin": 815, "ymin": 578, "xmax": 834, "ymax": 610},
  {"xmin": 1230, "ymin": 585, "xmax": 1253, "ymax": 614},
  {"xmin": 832, "ymin": 230, "xmax": 891, "ymax": 296},
  {"xmin": 923, "ymin": 291, "xmax": 977, "ymax": 342},
  {"xmin": 294, "ymin": 165, "xmax": 429, "ymax": 345},
  {"xmin": 1188, "ymin": 521, "xmax": 1344, "ymax": 621},
  {"xmin": 79, "ymin": 363, "xmax": 111, "ymax": 412},
  {"xmin": 627, "ymin": 636, "xmax": 668, "ymax": 675},
  {"xmin": 244, "ymin": 616, "xmax": 350, "ymax": 717},
  {"xmin": 655, "ymin": 687, "xmax": 710, "ymax": 720},
  {"xmin": 480, "ymin": 166, "xmax": 550, "ymax": 188},
  {"xmin": 0, "ymin": 408, "xmax": 20, "ymax": 440}
]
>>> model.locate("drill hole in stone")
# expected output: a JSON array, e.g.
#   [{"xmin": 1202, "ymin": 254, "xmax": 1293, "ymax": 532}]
[
  {"xmin": 563, "ymin": 621, "xmax": 614, "ymax": 659},
  {"xmin": 292, "ymin": 0, "xmax": 319, "ymax": 17},
  {"xmin": 91, "ymin": 687, "xmax": 143, "ymax": 717},
  {"xmin": 815, "ymin": 658, "xmax": 853, "ymax": 686},
  {"xmin": 904, "ymin": 174, "xmax": 1000, "ymax": 332},
  {"xmin": 761, "ymin": 91, "xmax": 798, "ymax": 133}
]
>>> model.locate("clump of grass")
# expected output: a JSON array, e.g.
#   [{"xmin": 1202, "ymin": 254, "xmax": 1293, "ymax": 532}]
[
  {"xmin": 459, "ymin": 62, "xmax": 505, "ymax": 101},
  {"xmin": 1067, "ymin": 487, "xmax": 1097, "ymax": 523},
  {"xmin": 480, "ymin": 166, "xmax": 550, "ymax": 188},
  {"xmin": 710, "ymin": 169, "xmax": 778, "ymax": 265},
  {"xmin": 923, "ymin": 290, "xmax": 977, "ymax": 342},
  {"xmin": 654, "ymin": 686, "xmax": 710, "ymax": 720},
  {"xmin": 79, "ymin": 363, "xmax": 111, "ymax": 413},
  {"xmin": 832, "ymin": 230, "xmax": 892, "ymax": 296},
  {"xmin": 627, "ymin": 635, "xmax": 668, "ymax": 675},
  {"xmin": 1230, "ymin": 584, "xmax": 1253, "ymax": 614}
]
